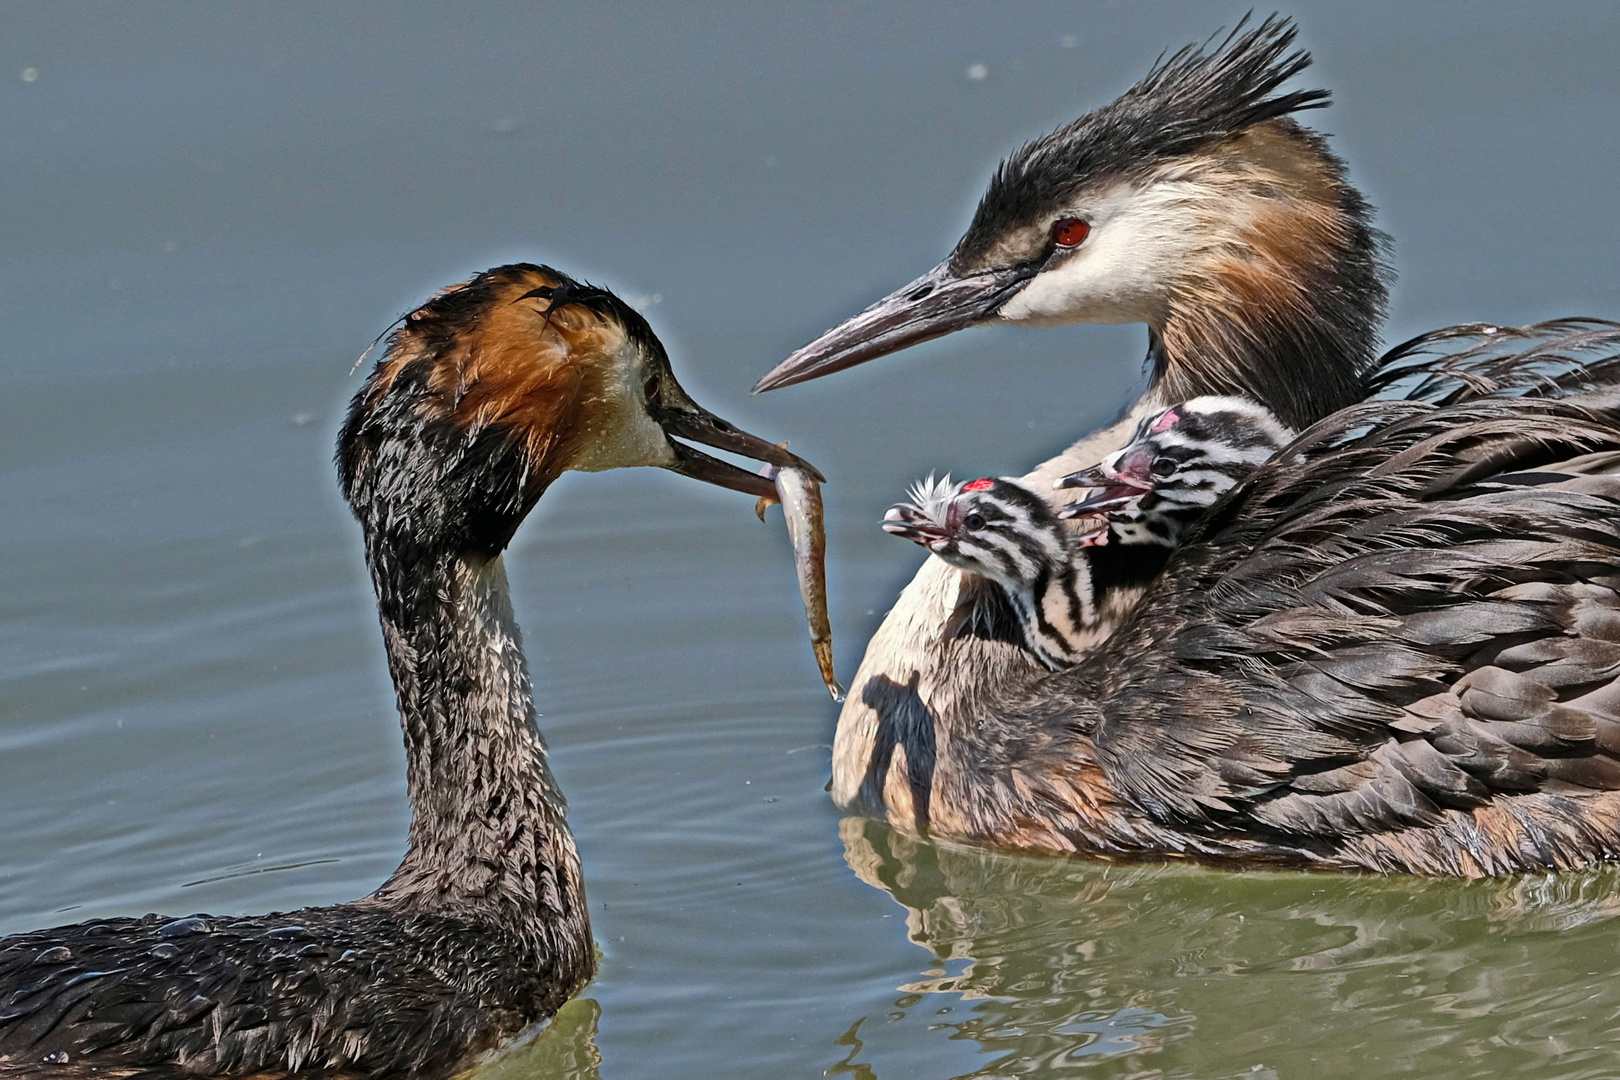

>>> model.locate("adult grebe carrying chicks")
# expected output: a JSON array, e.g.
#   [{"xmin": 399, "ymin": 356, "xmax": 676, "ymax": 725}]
[{"xmin": 760, "ymin": 14, "xmax": 1620, "ymax": 876}]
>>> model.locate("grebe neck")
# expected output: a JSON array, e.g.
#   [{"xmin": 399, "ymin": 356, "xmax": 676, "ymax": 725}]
[
  {"xmin": 365, "ymin": 542, "xmax": 586, "ymax": 943},
  {"xmin": 996, "ymin": 558, "xmax": 1097, "ymax": 670},
  {"xmin": 1145, "ymin": 129, "xmax": 1388, "ymax": 429}
]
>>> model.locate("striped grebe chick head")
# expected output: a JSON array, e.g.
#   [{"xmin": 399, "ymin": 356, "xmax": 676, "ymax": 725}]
[
  {"xmin": 1058, "ymin": 395, "xmax": 1292, "ymax": 548},
  {"xmin": 883, "ymin": 475, "xmax": 1095, "ymax": 668}
]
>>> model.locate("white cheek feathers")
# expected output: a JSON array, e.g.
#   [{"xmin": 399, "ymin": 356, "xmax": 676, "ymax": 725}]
[
  {"xmin": 995, "ymin": 180, "xmax": 1223, "ymax": 328},
  {"xmin": 566, "ymin": 345, "xmax": 679, "ymax": 473}
]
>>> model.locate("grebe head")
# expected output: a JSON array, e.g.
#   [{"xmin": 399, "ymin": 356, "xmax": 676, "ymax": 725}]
[
  {"xmin": 757, "ymin": 15, "xmax": 1389, "ymax": 428},
  {"xmin": 340, "ymin": 264, "xmax": 818, "ymax": 563},
  {"xmin": 882, "ymin": 475, "xmax": 1069, "ymax": 594},
  {"xmin": 883, "ymin": 475, "xmax": 1099, "ymax": 668}
]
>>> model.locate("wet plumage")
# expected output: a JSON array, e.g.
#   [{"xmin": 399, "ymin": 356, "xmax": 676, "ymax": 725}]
[
  {"xmin": 0, "ymin": 265, "xmax": 813, "ymax": 1076},
  {"xmin": 855, "ymin": 374, "xmax": 1620, "ymax": 873}
]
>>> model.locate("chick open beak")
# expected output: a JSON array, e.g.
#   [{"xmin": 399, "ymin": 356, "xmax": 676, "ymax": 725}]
[
  {"xmin": 658, "ymin": 403, "xmax": 823, "ymax": 499},
  {"xmin": 880, "ymin": 505, "xmax": 951, "ymax": 549},
  {"xmin": 753, "ymin": 259, "xmax": 1035, "ymax": 393},
  {"xmin": 1054, "ymin": 464, "xmax": 1154, "ymax": 518}
]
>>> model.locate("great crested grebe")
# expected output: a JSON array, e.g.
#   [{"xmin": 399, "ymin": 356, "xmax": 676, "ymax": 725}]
[
  {"xmin": 755, "ymin": 16, "xmax": 1386, "ymax": 424},
  {"xmin": 756, "ymin": 17, "xmax": 1620, "ymax": 873},
  {"xmin": 881, "ymin": 398, "xmax": 1288, "ymax": 668},
  {"xmin": 0, "ymin": 264, "xmax": 818, "ymax": 1077}
]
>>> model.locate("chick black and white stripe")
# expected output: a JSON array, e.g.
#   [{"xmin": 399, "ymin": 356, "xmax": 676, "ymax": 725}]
[
  {"xmin": 886, "ymin": 402, "xmax": 1291, "ymax": 670},
  {"xmin": 1062, "ymin": 396, "xmax": 1294, "ymax": 549},
  {"xmin": 884, "ymin": 476, "xmax": 1094, "ymax": 669}
]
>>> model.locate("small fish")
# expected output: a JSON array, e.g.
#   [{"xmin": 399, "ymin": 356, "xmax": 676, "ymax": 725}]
[{"xmin": 757, "ymin": 463, "xmax": 843, "ymax": 701}]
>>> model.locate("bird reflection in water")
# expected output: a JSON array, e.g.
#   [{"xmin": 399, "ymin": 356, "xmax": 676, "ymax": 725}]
[
  {"xmin": 832, "ymin": 818, "xmax": 1183, "ymax": 1079},
  {"xmin": 468, "ymin": 998, "xmax": 602, "ymax": 1080},
  {"xmin": 831, "ymin": 817, "xmax": 1620, "ymax": 1079}
]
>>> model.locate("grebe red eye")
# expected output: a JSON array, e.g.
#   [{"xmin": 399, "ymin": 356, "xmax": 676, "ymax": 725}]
[
  {"xmin": 1051, "ymin": 217, "xmax": 1090, "ymax": 248},
  {"xmin": 643, "ymin": 374, "xmax": 661, "ymax": 401}
]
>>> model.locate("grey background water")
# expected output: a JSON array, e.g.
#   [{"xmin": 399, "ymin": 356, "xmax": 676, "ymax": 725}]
[{"xmin": 1, "ymin": 2, "xmax": 1617, "ymax": 1077}]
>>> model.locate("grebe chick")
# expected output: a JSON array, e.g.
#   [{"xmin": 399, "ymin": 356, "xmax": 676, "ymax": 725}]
[
  {"xmin": 0, "ymin": 264, "xmax": 818, "ymax": 1078},
  {"xmin": 881, "ymin": 401, "xmax": 1277, "ymax": 668},
  {"xmin": 1057, "ymin": 396, "xmax": 1294, "ymax": 550},
  {"xmin": 884, "ymin": 476, "xmax": 1097, "ymax": 669}
]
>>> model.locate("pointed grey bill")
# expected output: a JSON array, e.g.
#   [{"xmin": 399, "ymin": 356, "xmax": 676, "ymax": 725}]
[{"xmin": 753, "ymin": 259, "xmax": 1037, "ymax": 393}]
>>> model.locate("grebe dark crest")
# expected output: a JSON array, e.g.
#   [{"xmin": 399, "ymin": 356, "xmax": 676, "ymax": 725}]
[
  {"xmin": 0, "ymin": 264, "xmax": 818, "ymax": 1077},
  {"xmin": 755, "ymin": 15, "xmax": 1388, "ymax": 428}
]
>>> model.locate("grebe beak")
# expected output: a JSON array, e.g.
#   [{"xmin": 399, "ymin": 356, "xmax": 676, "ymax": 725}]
[
  {"xmin": 658, "ymin": 400, "xmax": 824, "ymax": 499},
  {"xmin": 880, "ymin": 505, "xmax": 951, "ymax": 548},
  {"xmin": 1054, "ymin": 463, "xmax": 1154, "ymax": 517},
  {"xmin": 753, "ymin": 258, "xmax": 1035, "ymax": 393}
]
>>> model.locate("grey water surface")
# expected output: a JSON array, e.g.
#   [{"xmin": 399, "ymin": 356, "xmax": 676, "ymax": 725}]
[{"xmin": 2, "ymin": 3, "xmax": 1619, "ymax": 1078}]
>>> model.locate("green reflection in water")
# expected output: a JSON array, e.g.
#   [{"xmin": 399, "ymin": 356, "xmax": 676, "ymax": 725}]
[
  {"xmin": 467, "ymin": 997, "xmax": 603, "ymax": 1080},
  {"xmin": 834, "ymin": 817, "xmax": 1620, "ymax": 1079}
]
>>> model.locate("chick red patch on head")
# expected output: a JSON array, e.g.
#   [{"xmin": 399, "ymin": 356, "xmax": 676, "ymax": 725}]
[
  {"xmin": 963, "ymin": 478, "xmax": 997, "ymax": 492},
  {"xmin": 1150, "ymin": 408, "xmax": 1182, "ymax": 433}
]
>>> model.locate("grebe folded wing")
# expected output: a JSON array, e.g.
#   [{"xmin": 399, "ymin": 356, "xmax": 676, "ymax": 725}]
[{"xmin": 1010, "ymin": 392, "xmax": 1620, "ymax": 873}]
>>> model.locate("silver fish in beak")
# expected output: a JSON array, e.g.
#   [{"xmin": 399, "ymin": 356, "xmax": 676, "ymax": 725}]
[{"xmin": 756, "ymin": 463, "xmax": 842, "ymax": 701}]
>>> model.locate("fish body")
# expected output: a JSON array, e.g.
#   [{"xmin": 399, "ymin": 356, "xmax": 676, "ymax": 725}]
[{"xmin": 758, "ymin": 465, "xmax": 843, "ymax": 700}]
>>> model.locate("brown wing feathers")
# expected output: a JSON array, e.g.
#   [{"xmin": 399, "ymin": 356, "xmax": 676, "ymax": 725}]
[
  {"xmin": 1370, "ymin": 318, "xmax": 1620, "ymax": 406},
  {"xmin": 1062, "ymin": 389, "xmax": 1620, "ymax": 872}
]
